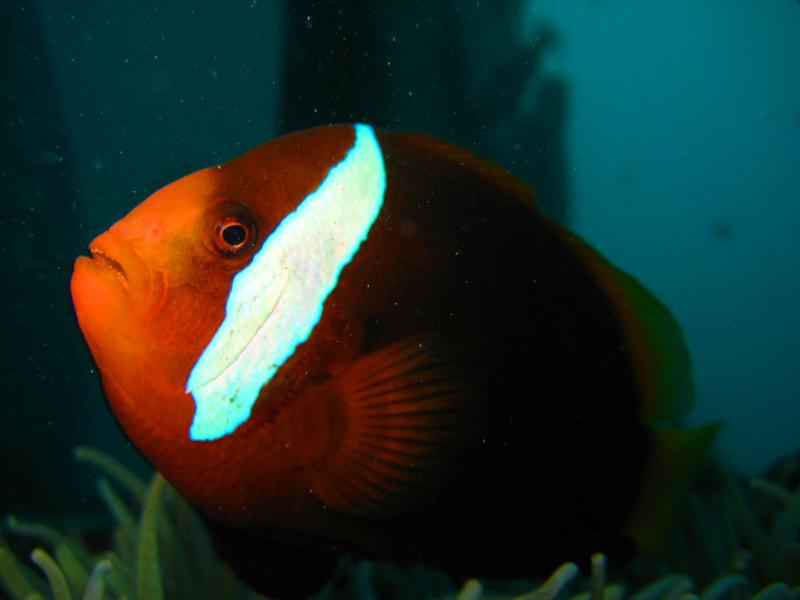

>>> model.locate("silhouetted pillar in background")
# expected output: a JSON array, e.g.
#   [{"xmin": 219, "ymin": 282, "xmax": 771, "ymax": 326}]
[
  {"xmin": 278, "ymin": 0, "xmax": 570, "ymax": 223},
  {"xmin": 280, "ymin": 2, "xmax": 386, "ymax": 130}
]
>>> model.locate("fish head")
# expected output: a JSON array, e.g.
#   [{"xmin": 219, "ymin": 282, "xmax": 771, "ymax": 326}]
[
  {"xmin": 70, "ymin": 124, "xmax": 367, "ymax": 442},
  {"xmin": 71, "ymin": 166, "xmax": 267, "ymax": 435}
]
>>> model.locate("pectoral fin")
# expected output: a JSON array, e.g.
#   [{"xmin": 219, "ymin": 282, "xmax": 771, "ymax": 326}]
[{"xmin": 312, "ymin": 336, "xmax": 483, "ymax": 518}]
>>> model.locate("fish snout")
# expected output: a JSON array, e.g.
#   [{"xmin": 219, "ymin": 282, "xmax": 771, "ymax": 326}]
[{"xmin": 85, "ymin": 229, "xmax": 163, "ymax": 315}]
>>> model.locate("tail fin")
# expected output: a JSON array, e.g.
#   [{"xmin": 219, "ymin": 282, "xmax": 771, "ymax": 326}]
[
  {"xmin": 548, "ymin": 221, "xmax": 720, "ymax": 554},
  {"xmin": 550, "ymin": 222, "xmax": 694, "ymax": 427},
  {"xmin": 625, "ymin": 424, "xmax": 721, "ymax": 555}
]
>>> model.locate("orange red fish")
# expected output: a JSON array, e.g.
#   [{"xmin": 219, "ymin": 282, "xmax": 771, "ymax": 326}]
[{"xmin": 71, "ymin": 124, "xmax": 714, "ymax": 598}]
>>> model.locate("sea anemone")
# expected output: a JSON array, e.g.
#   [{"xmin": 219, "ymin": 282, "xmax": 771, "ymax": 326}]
[{"xmin": 1, "ymin": 449, "xmax": 798, "ymax": 600}]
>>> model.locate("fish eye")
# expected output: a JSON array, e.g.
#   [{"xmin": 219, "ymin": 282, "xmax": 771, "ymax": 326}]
[
  {"xmin": 222, "ymin": 223, "xmax": 246, "ymax": 246},
  {"xmin": 213, "ymin": 215, "xmax": 257, "ymax": 256}
]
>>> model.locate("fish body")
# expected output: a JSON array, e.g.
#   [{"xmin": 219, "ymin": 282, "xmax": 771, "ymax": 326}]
[{"xmin": 71, "ymin": 124, "xmax": 711, "ymax": 597}]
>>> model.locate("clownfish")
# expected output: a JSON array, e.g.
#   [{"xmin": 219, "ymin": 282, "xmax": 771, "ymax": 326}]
[{"xmin": 71, "ymin": 124, "xmax": 715, "ymax": 598}]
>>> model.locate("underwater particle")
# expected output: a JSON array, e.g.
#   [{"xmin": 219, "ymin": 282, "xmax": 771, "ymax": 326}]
[{"xmin": 41, "ymin": 151, "xmax": 63, "ymax": 165}]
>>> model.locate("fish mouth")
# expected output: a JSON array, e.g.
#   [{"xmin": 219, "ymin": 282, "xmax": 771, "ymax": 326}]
[
  {"xmin": 89, "ymin": 247, "xmax": 129, "ymax": 289},
  {"xmin": 75, "ymin": 229, "xmax": 157, "ymax": 309}
]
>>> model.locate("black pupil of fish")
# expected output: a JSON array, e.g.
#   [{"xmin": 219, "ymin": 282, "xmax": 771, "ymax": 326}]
[{"xmin": 222, "ymin": 223, "xmax": 247, "ymax": 247}]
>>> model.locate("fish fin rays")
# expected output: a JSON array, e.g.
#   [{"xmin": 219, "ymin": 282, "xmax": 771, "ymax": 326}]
[
  {"xmin": 312, "ymin": 335, "xmax": 483, "ymax": 519},
  {"xmin": 552, "ymin": 223, "xmax": 694, "ymax": 426}
]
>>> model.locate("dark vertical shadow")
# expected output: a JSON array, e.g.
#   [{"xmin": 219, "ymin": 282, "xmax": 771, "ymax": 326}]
[
  {"xmin": 279, "ymin": 1, "xmax": 387, "ymax": 131},
  {"xmin": 278, "ymin": 0, "xmax": 571, "ymax": 224},
  {"xmin": 469, "ymin": 26, "xmax": 571, "ymax": 223},
  {"xmin": 0, "ymin": 1, "xmax": 91, "ymax": 512}
]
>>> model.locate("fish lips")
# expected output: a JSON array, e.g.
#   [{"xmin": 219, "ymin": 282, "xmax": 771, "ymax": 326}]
[{"xmin": 72, "ymin": 229, "xmax": 163, "ymax": 322}]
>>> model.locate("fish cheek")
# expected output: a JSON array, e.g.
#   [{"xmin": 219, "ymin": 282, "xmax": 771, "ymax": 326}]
[
  {"xmin": 146, "ymin": 232, "xmax": 246, "ymax": 380},
  {"xmin": 136, "ymin": 282, "xmax": 225, "ymax": 399}
]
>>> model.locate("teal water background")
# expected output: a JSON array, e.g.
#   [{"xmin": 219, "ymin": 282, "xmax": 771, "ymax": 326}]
[{"xmin": 529, "ymin": 1, "xmax": 800, "ymax": 473}]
